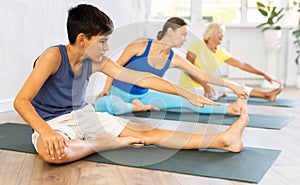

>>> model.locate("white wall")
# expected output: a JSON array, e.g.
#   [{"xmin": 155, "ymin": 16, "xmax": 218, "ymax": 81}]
[
  {"xmin": 0, "ymin": 0, "xmax": 297, "ymax": 112},
  {"xmin": 0, "ymin": 0, "xmax": 148, "ymax": 112}
]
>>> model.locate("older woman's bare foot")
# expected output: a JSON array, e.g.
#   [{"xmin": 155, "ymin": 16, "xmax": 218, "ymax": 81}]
[
  {"xmin": 131, "ymin": 99, "xmax": 160, "ymax": 112},
  {"xmin": 226, "ymin": 96, "xmax": 248, "ymax": 115},
  {"xmin": 266, "ymin": 83, "xmax": 284, "ymax": 102},
  {"xmin": 217, "ymin": 106, "xmax": 249, "ymax": 152}
]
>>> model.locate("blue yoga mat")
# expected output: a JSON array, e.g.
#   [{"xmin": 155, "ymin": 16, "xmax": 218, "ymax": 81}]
[
  {"xmin": 218, "ymin": 96, "xmax": 300, "ymax": 107},
  {"xmin": 0, "ymin": 123, "xmax": 281, "ymax": 183},
  {"xmin": 121, "ymin": 111, "xmax": 293, "ymax": 130}
]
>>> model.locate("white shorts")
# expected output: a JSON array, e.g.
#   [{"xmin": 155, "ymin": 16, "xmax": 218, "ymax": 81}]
[{"xmin": 31, "ymin": 104, "xmax": 128, "ymax": 151}]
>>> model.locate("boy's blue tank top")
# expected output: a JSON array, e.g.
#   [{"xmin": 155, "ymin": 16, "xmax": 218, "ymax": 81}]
[
  {"xmin": 112, "ymin": 39, "xmax": 174, "ymax": 94},
  {"xmin": 31, "ymin": 45, "xmax": 92, "ymax": 121}
]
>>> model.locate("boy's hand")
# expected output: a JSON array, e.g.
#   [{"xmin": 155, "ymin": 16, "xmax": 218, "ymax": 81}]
[{"xmin": 40, "ymin": 130, "xmax": 68, "ymax": 160}]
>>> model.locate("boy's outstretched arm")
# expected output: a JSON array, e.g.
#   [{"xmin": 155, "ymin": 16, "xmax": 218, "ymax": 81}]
[{"xmin": 98, "ymin": 57, "xmax": 220, "ymax": 107}]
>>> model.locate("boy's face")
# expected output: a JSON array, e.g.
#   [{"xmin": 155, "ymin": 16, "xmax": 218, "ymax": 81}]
[{"xmin": 84, "ymin": 35, "xmax": 110, "ymax": 62}]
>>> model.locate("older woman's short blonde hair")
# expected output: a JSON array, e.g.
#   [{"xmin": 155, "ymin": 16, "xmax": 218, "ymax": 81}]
[{"xmin": 203, "ymin": 23, "xmax": 225, "ymax": 41}]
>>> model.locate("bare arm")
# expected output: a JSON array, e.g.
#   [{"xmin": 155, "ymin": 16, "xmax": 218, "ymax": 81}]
[
  {"xmin": 100, "ymin": 58, "xmax": 219, "ymax": 107},
  {"xmin": 172, "ymin": 53, "xmax": 247, "ymax": 98},
  {"xmin": 185, "ymin": 52, "xmax": 216, "ymax": 99},
  {"xmin": 14, "ymin": 47, "xmax": 67, "ymax": 160},
  {"xmin": 95, "ymin": 38, "xmax": 148, "ymax": 99},
  {"xmin": 225, "ymin": 58, "xmax": 280, "ymax": 84}
]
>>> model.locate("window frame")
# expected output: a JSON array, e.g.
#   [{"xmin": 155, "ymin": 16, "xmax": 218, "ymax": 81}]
[{"xmin": 191, "ymin": 0, "xmax": 290, "ymax": 25}]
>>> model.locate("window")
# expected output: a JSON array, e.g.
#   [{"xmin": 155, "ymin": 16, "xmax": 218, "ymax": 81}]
[
  {"xmin": 201, "ymin": 0, "xmax": 242, "ymax": 23},
  {"xmin": 149, "ymin": 0, "xmax": 192, "ymax": 22},
  {"xmin": 148, "ymin": 0, "xmax": 297, "ymax": 26}
]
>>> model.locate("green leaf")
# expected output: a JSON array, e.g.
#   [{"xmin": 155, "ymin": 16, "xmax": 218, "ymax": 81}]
[
  {"xmin": 276, "ymin": 15, "xmax": 284, "ymax": 23},
  {"xmin": 258, "ymin": 9, "xmax": 268, "ymax": 16},
  {"xmin": 271, "ymin": 6, "xmax": 276, "ymax": 14},
  {"xmin": 277, "ymin": 8, "xmax": 284, "ymax": 15},
  {"xmin": 262, "ymin": 27, "xmax": 269, "ymax": 32},
  {"xmin": 273, "ymin": 26, "xmax": 281, "ymax": 30},
  {"xmin": 256, "ymin": 1, "xmax": 265, "ymax": 8}
]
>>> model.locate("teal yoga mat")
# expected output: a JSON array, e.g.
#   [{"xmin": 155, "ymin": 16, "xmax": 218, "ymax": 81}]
[
  {"xmin": 121, "ymin": 111, "xmax": 293, "ymax": 130},
  {"xmin": 218, "ymin": 96, "xmax": 300, "ymax": 107},
  {"xmin": 0, "ymin": 123, "xmax": 281, "ymax": 183}
]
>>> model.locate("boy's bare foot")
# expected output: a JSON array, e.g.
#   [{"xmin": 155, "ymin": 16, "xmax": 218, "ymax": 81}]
[
  {"xmin": 226, "ymin": 96, "xmax": 248, "ymax": 115},
  {"xmin": 218, "ymin": 106, "xmax": 249, "ymax": 152},
  {"xmin": 131, "ymin": 99, "xmax": 160, "ymax": 112},
  {"xmin": 266, "ymin": 83, "xmax": 284, "ymax": 102}
]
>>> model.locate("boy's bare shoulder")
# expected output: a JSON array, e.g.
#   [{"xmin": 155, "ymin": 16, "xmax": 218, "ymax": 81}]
[{"xmin": 34, "ymin": 46, "xmax": 62, "ymax": 74}]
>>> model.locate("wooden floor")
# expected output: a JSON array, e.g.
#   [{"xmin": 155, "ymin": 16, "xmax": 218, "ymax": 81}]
[{"xmin": 1, "ymin": 86, "xmax": 300, "ymax": 185}]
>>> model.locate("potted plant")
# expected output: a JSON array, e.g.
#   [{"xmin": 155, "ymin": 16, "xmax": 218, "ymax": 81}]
[
  {"xmin": 292, "ymin": 1, "xmax": 300, "ymax": 88},
  {"xmin": 256, "ymin": 0, "xmax": 285, "ymax": 88},
  {"xmin": 256, "ymin": 1, "xmax": 284, "ymax": 32}
]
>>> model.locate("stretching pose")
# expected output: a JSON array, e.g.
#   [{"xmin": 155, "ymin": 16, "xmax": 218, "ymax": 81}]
[
  {"xmin": 95, "ymin": 17, "xmax": 247, "ymax": 115},
  {"xmin": 179, "ymin": 23, "xmax": 283, "ymax": 101},
  {"xmin": 14, "ymin": 4, "xmax": 248, "ymax": 164}
]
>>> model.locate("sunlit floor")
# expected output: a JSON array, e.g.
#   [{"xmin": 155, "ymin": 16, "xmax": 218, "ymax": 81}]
[{"xmin": 1, "ymin": 86, "xmax": 300, "ymax": 185}]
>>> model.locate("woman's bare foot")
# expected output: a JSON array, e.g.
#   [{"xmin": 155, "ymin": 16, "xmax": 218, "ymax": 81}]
[
  {"xmin": 131, "ymin": 99, "xmax": 160, "ymax": 112},
  {"xmin": 265, "ymin": 83, "xmax": 284, "ymax": 102},
  {"xmin": 218, "ymin": 106, "xmax": 249, "ymax": 152},
  {"xmin": 226, "ymin": 96, "xmax": 248, "ymax": 115}
]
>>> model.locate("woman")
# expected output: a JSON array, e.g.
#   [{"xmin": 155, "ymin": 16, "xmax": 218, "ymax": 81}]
[
  {"xmin": 95, "ymin": 17, "xmax": 247, "ymax": 116},
  {"xmin": 179, "ymin": 23, "xmax": 283, "ymax": 101}
]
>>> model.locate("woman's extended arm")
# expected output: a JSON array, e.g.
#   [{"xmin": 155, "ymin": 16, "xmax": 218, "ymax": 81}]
[
  {"xmin": 99, "ymin": 57, "xmax": 220, "ymax": 107},
  {"xmin": 172, "ymin": 54, "xmax": 247, "ymax": 98},
  {"xmin": 225, "ymin": 57, "xmax": 280, "ymax": 84}
]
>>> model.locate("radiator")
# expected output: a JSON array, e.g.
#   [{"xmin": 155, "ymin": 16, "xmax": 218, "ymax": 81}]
[{"xmin": 225, "ymin": 38, "xmax": 266, "ymax": 80}]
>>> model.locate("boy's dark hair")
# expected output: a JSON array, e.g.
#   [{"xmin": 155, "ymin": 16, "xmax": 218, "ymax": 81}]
[{"xmin": 67, "ymin": 4, "xmax": 114, "ymax": 44}]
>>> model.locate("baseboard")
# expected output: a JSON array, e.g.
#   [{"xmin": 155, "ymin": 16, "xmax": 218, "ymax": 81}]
[{"xmin": 0, "ymin": 99, "xmax": 14, "ymax": 112}]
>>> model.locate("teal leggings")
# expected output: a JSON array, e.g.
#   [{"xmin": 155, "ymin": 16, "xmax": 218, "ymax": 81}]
[{"xmin": 95, "ymin": 86, "xmax": 228, "ymax": 115}]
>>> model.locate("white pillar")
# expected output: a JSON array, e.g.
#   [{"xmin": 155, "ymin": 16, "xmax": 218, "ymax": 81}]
[{"xmin": 261, "ymin": 30, "xmax": 282, "ymax": 89}]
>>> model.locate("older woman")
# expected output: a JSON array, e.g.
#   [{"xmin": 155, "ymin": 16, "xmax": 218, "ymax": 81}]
[{"xmin": 179, "ymin": 23, "xmax": 283, "ymax": 101}]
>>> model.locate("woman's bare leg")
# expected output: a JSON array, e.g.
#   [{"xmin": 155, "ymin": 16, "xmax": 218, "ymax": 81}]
[
  {"xmin": 131, "ymin": 99, "xmax": 160, "ymax": 112},
  {"xmin": 120, "ymin": 106, "xmax": 249, "ymax": 152},
  {"xmin": 250, "ymin": 83, "xmax": 283, "ymax": 102}
]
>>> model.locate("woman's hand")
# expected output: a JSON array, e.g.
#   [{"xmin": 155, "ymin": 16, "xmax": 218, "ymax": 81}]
[
  {"xmin": 263, "ymin": 74, "xmax": 283, "ymax": 85},
  {"xmin": 95, "ymin": 90, "xmax": 110, "ymax": 101},
  {"xmin": 186, "ymin": 91, "xmax": 221, "ymax": 108},
  {"xmin": 202, "ymin": 83, "xmax": 216, "ymax": 100},
  {"xmin": 231, "ymin": 83, "xmax": 248, "ymax": 99}
]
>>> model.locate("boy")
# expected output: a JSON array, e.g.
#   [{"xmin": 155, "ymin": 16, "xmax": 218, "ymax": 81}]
[{"xmin": 14, "ymin": 4, "xmax": 248, "ymax": 164}]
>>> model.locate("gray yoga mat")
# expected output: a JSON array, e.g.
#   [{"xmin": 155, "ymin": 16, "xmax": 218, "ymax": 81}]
[
  {"xmin": 0, "ymin": 123, "xmax": 281, "ymax": 183},
  {"xmin": 218, "ymin": 96, "xmax": 300, "ymax": 107},
  {"xmin": 121, "ymin": 111, "xmax": 293, "ymax": 130}
]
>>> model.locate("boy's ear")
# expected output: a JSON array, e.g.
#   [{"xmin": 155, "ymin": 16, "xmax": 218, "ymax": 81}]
[{"xmin": 76, "ymin": 33, "xmax": 86, "ymax": 47}]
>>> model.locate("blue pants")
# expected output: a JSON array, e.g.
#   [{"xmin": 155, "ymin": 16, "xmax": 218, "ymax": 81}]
[{"xmin": 95, "ymin": 86, "xmax": 228, "ymax": 115}]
